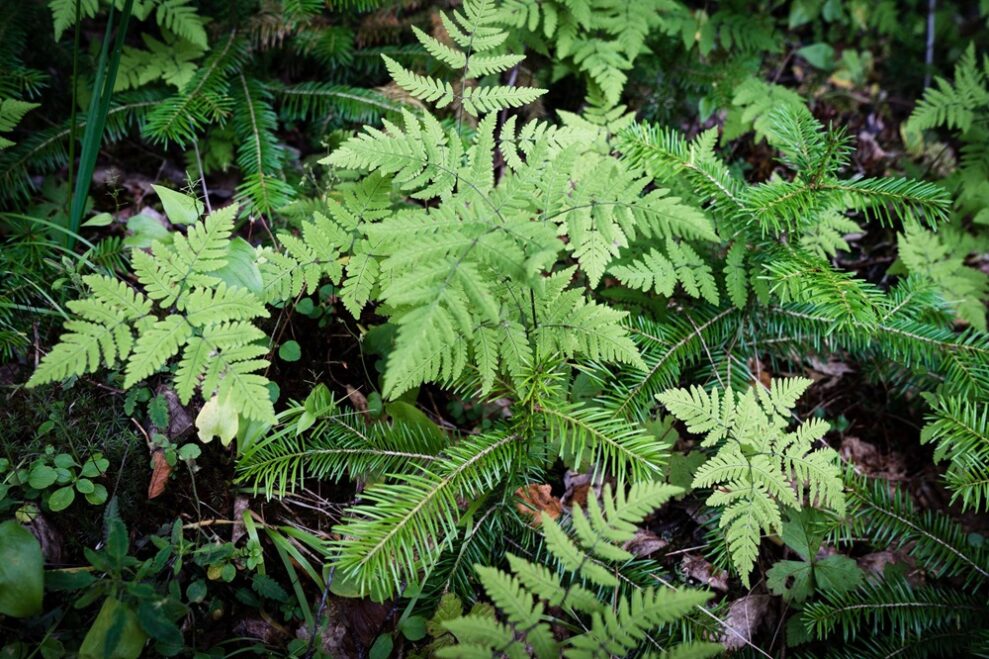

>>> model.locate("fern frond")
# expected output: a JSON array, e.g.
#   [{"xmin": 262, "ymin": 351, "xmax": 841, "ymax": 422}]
[
  {"xmin": 124, "ymin": 315, "xmax": 193, "ymax": 388},
  {"xmin": 537, "ymin": 404, "xmax": 665, "ymax": 482},
  {"xmin": 907, "ymin": 44, "xmax": 989, "ymax": 134},
  {"xmin": 845, "ymin": 473, "xmax": 989, "ymax": 586},
  {"xmin": 331, "ymin": 432, "xmax": 522, "ymax": 598},
  {"xmin": 155, "ymin": 0, "xmax": 208, "ymax": 49},
  {"xmin": 0, "ymin": 91, "xmax": 164, "ymax": 203},
  {"xmin": 275, "ymin": 82, "xmax": 403, "ymax": 124},
  {"xmin": 142, "ymin": 31, "xmax": 248, "ymax": 146},
  {"xmin": 921, "ymin": 396, "xmax": 989, "ymax": 512},
  {"xmin": 0, "ymin": 98, "xmax": 39, "ymax": 150},
  {"xmin": 801, "ymin": 574, "xmax": 985, "ymax": 642},
  {"xmin": 659, "ymin": 378, "xmax": 844, "ymax": 585},
  {"xmin": 440, "ymin": 481, "xmax": 720, "ymax": 658},
  {"xmin": 232, "ymin": 74, "xmax": 295, "ymax": 215}
]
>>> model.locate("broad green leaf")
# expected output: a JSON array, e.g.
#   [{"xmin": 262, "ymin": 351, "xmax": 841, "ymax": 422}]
[
  {"xmin": 86, "ymin": 484, "xmax": 109, "ymax": 505},
  {"xmin": 79, "ymin": 597, "xmax": 148, "ymax": 659},
  {"xmin": 400, "ymin": 615, "xmax": 428, "ymax": 641},
  {"xmin": 814, "ymin": 554, "xmax": 864, "ymax": 595},
  {"xmin": 137, "ymin": 599, "xmax": 184, "ymax": 646},
  {"xmin": 54, "ymin": 453, "xmax": 77, "ymax": 469},
  {"xmin": 386, "ymin": 401, "xmax": 444, "ymax": 439},
  {"xmin": 82, "ymin": 212, "xmax": 114, "ymax": 227},
  {"xmin": 215, "ymin": 237, "xmax": 264, "ymax": 294},
  {"xmin": 81, "ymin": 453, "xmax": 110, "ymax": 478},
  {"xmin": 766, "ymin": 559, "xmax": 814, "ymax": 602},
  {"xmin": 124, "ymin": 211, "xmax": 172, "ymax": 249},
  {"xmin": 797, "ymin": 43, "xmax": 835, "ymax": 70},
  {"xmin": 48, "ymin": 485, "xmax": 76, "ymax": 511},
  {"xmin": 278, "ymin": 340, "xmax": 301, "ymax": 362},
  {"xmin": 152, "ymin": 184, "xmax": 204, "ymax": 225},
  {"xmin": 28, "ymin": 464, "xmax": 58, "ymax": 489},
  {"xmin": 0, "ymin": 520, "xmax": 44, "ymax": 617},
  {"xmin": 196, "ymin": 395, "xmax": 239, "ymax": 446},
  {"xmin": 369, "ymin": 634, "xmax": 393, "ymax": 659}
]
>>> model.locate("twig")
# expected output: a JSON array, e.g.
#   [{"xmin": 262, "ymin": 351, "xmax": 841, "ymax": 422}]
[
  {"xmin": 192, "ymin": 140, "xmax": 212, "ymax": 213},
  {"xmin": 924, "ymin": 0, "xmax": 937, "ymax": 89},
  {"xmin": 302, "ymin": 566, "xmax": 335, "ymax": 659}
]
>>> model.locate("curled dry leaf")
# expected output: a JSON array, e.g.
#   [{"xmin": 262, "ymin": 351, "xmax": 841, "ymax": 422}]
[
  {"xmin": 681, "ymin": 553, "xmax": 729, "ymax": 592},
  {"xmin": 26, "ymin": 514, "xmax": 63, "ymax": 564},
  {"xmin": 157, "ymin": 385, "xmax": 193, "ymax": 439},
  {"xmin": 720, "ymin": 594, "xmax": 773, "ymax": 650},
  {"xmin": 840, "ymin": 435, "xmax": 907, "ymax": 480},
  {"xmin": 562, "ymin": 469, "xmax": 601, "ymax": 509},
  {"xmin": 857, "ymin": 550, "xmax": 920, "ymax": 583},
  {"xmin": 624, "ymin": 529, "xmax": 668, "ymax": 557},
  {"xmin": 515, "ymin": 484, "xmax": 562, "ymax": 525},
  {"xmin": 231, "ymin": 495, "xmax": 250, "ymax": 544},
  {"xmin": 807, "ymin": 356, "xmax": 854, "ymax": 388},
  {"xmin": 345, "ymin": 385, "xmax": 369, "ymax": 419},
  {"xmin": 147, "ymin": 449, "xmax": 171, "ymax": 500}
]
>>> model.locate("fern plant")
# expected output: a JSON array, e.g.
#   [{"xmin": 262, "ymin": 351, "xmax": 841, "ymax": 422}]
[
  {"xmin": 27, "ymin": 188, "xmax": 277, "ymax": 426},
  {"xmin": 920, "ymin": 394, "xmax": 989, "ymax": 513},
  {"xmin": 900, "ymin": 43, "xmax": 989, "ymax": 331},
  {"xmin": 776, "ymin": 473, "xmax": 989, "ymax": 656},
  {"xmin": 498, "ymin": 0, "xmax": 680, "ymax": 108},
  {"xmin": 0, "ymin": 98, "xmax": 38, "ymax": 150},
  {"xmin": 657, "ymin": 377, "xmax": 844, "ymax": 584},
  {"xmin": 0, "ymin": 0, "xmax": 402, "ymax": 213},
  {"xmin": 314, "ymin": 0, "xmax": 717, "ymax": 400},
  {"xmin": 603, "ymin": 102, "xmax": 989, "ymax": 421},
  {"xmin": 436, "ymin": 481, "xmax": 723, "ymax": 658},
  {"xmin": 384, "ymin": 0, "xmax": 544, "ymax": 117},
  {"xmin": 240, "ymin": 356, "xmax": 670, "ymax": 600}
]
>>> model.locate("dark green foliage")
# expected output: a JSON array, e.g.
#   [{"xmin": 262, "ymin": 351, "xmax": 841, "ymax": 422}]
[{"xmin": 5, "ymin": 0, "xmax": 989, "ymax": 657}]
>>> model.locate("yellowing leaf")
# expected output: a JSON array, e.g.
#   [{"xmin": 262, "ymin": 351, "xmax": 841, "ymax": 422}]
[
  {"xmin": 196, "ymin": 395, "xmax": 239, "ymax": 446},
  {"xmin": 152, "ymin": 184, "xmax": 204, "ymax": 225}
]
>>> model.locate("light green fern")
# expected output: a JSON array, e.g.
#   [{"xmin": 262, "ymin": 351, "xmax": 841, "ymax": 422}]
[
  {"xmin": 28, "ymin": 188, "xmax": 276, "ymax": 425},
  {"xmin": 657, "ymin": 378, "xmax": 845, "ymax": 584},
  {"xmin": 0, "ymin": 98, "xmax": 38, "ymax": 150},
  {"xmin": 384, "ymin": 0, "xmax": 544, "ymax": 117},
  {"xmin": 437, "ymin": 482, "xmax": 723, "ymax": 658},
  {"xmin": 921, "ymin": 395, "xmax": 989, "ymax": 513},
  {"xmin": 321, "ymin": 37, "xmax": 714, "ymax": 399}
]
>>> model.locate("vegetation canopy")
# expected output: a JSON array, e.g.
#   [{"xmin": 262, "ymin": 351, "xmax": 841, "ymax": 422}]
[{"xmin": 1, "ymin": 0, "xmax": 989, "ymax": 657}]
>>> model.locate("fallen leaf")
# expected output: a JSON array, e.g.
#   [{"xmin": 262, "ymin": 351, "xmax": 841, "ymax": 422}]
[
  {"xmin": 748, "ymin": 357, "xmax": 772, "ymax": 389},
  {"xmin": 147, "ymin": 450, "xmax": 171, "ymax": 500},
  {"xmin": 231, "ymin": 496, "xmax": 249, "ymax": 544},
  {"xmin": 26, "ymin": 513, "xmax": 63, "ymax": 564},
  {"xmin": 157, "ymin": 385, "xmax": 193, "ymax": 439},
  {"xmin": 808, "ymin": 356, "xmax": 853, "ymax": 382},
  {"xmin": 681, "ymin": 553, "xmax": 729, "ymax": 592},
  {"xmin": 562, "ymin": 470, "xmax": 600, "ymax": 509},
  {"xmin": 196, "ymin": 395, "xmax": 238, "ymax": 446},
  {"xmin": 857, "ymin": 550, "xmax": 919, "ymax": 582},
  {"xmin": 346, "ymin": 385, "xmax": 370, "ymax": 419},
  {"xmin": 720, "ymin": 594, "xmax": 772, "ymax": 650},
  {"xmin": 625, "ymin": 529, "xmax": 668, "ymax": 557},
  {"xmin": 840, "ymin": 436, "xmax": 907, "ymax": 480},
  {"xmin": 515, "ymin": 484, "xmax": 562, "ymax": 524}
]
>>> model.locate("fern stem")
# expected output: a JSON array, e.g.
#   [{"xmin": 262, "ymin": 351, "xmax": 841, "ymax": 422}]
[
  {"xmin": 65, "ymin": 0, "xmax": 82, "ymax": 219},
  {"xmin": 354, "ymin": 433, "xmax": 521, "ymax": 571},
  {"xmin": 616, "ymin": 307, "xmax": 737, "ymax": 417}
]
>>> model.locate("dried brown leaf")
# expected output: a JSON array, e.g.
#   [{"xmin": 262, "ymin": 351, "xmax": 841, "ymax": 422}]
[
  {"xmin": 515, "ymin": 484, "xmax": 562, "ymax": 525},
  {"xmin": 719, "ymin": 594, "xmax": 773, "ymax": 650},
  {"xmin": 681, "ymin": 553, "xmax": 729, "ymax": 592},
  {"xmin": 147, "ymin": 450, "xmax": 171, "ymax": 500}
]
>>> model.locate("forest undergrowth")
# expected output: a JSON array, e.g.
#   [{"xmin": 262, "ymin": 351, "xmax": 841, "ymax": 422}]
[{"xmin": 1, "ymin": 1, "xmax": 989, "ymax": 657}]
